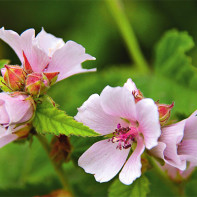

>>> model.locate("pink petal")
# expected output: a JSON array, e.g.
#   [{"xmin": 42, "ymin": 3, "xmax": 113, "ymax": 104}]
[
  {"xmin": 100, "ymin": 86, "xmax": 137, "ymax": 121},
  {"xmin": 36, "ymin": 28, "xmax": 64, "ymax": 57},
  {"xmin": 20, "ymin": 29, "xmax": 50, "ymax": 72},
  {"xmin": 75, "ymin": 94, "xmax": 121, "ymax": 135},
  {"xmin": 160, "ymin": 121, "xmax": 186, "ymax": 170},
  {"xmin": 78, "ymin": 139, "xmax": 130, "ymax": 183},
  {"xmin": 0, "ymin": 127, "xmax": 18, "ymax": 148},
  {"xmin": 119, "ymin": 137, "xmax": 145, "ymax": 185},
  {"xmin": 123, "ymin": 78, "xmax": 138, "ymax": 93},
  {"xmin": 0, "ymin": 28, "xmax": 50, "ymax": 73},
  {"xmin": 0, "ymin": 27, "xmax": 23, "ymax": 62},
  {"xmin": 46, "ymin": 40, "xmax": 96, "ymax": 81},
  {"xmin": 53, "ymin": 64, "xmax": 96, "ymax": 81},
  {"xmin": 150, "ymin": 142, "xmax": 166, "ymax": 160},
  {"xmin": 0, "ymin": 93, "xmax": 33, "ymax": 125},
  {"xmin": 178, "ymin": 139, "xmax": 197, "ymax": 165},
  {"xmin": 183, "ymin": 110, "xmax": 197, "ymax": 140},
  {"xmin": 136, "ymin": 98, "xmax": 161, "ymax": 149},
  {"xmin": 0, "ymin": 99, "xmax": 9, "ymax": 124}
]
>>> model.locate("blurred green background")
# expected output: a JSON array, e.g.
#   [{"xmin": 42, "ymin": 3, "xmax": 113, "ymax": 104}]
[{"xmin": 0, "ymin": 0, "xmax": 197, "ymax": 196}]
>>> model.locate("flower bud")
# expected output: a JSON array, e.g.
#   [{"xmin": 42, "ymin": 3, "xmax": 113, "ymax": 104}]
[
  {"xmin": 157, "ymin": 102, "xmax": 174, "ymax": 126},
  {"xmin": 25, "ymin": 73, "xmax": 49, "ymax": 97},
  {"xmin": 3, "ymin": 65, "xmax": 26, "ymax": 91}
]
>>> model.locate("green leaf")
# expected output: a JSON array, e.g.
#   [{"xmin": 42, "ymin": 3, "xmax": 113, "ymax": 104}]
[
  {"xmin": 108, "ymin": 176, "xmax": 150, "ymax": 197},
  {"xmin": 154, "ymin": 30, "xmax": 196, "ymax": 88},
  {"xmin": 33, "ymin": 96, "xmax": 99, "ymax": 137},
  {"xmin": 0, "ymin": 76, "xmax": 11, "ymax": 92},
  {"xmin": 0, "ymin": 59, "xmax": 10, "ymax": 70}
]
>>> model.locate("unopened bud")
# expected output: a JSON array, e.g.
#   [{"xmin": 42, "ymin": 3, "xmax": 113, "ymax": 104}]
[
  {"xmin": 3, "ymin": 65, "xmax": 26, "ymax": 91},
  {"xmin": 157, "ymin": 102, "xmax": 174, "ymax": 126},
  {"xmin": 132, "ymin": 90, "xmax": 144, "ymax": 103},
  {"xmin": 25, "ymin": 73, "xmax": 49, "ymax": 97}
]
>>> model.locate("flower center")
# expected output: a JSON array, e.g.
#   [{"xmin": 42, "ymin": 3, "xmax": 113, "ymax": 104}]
[{"xmin": 109, "ymin": 123, "xmax": 138, "ymax": 150}]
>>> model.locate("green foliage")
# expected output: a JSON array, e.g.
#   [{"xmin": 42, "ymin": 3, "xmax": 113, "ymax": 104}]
[
  {"xmin": 154, "ymin": 30, "xmax": 196, "ymax": 88},
  {"xmin": 0, "ymin": 76, "xmax": 11, "ymax": 92},
  {"xmin": 108, "ymin": 176, "xmax": 150, "ymax": 197},
  {"xmin": 0, "ymin": 59, "xmax": 10, "ymax": 70},
  {"xmin": 33, "ymin": 95, "xmax": 99, "ymax": 137}
]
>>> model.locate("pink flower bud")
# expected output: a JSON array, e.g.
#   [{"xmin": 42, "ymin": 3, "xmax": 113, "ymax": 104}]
[
  {"xmin": 3, "ymin": 65, "xmax": 26, "ymax": 91},
  {"xmin": 157, "ymin": 102, "xmax": 174, "ymax": 126},
  {"xmin": 0, "ymin": 92, "xmax": 35, "ymax": 126},
  {"xmin": 25, "ymin": 73, "xmax": 49, "ymax": 96}
]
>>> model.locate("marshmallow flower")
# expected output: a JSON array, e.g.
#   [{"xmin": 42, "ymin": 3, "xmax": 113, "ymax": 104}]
[
  {"xmin": 0, "ymin": 92, "xmax": 34, "ymax": 148},
  {"xmin": 0, "ymin": 27, "xmax": 96, "ymax": 82},
  {"xmin": 151, "ymin": 110, "xmax": 197, "ymax": 171},
  {"xmin": 75, "ymin": 79, "xmax": 161, "ymax": 185}
]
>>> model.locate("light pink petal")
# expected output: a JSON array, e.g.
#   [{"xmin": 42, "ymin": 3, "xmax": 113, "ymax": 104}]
[
  {"xmin": 75, "ymin": 94, "xmax": 122, "ymax": 135},
  {"xmin": 136, "ymin": 98, "xmax": 161, "ymax": 149},
  {"xmin": 0, "ymin": 99, "xmax": 9, "ymax": 124},
  {"xmin": 0, "ymin": 93, "xmax": 33, "ymax": 125},
  {"xmin": 183, "ymin": 110, "xmax": 197, "ymax": 140},
  {"xmin": 119, "ymin": 137, "xmax": 145, "ymax": 185},
  {"xmin": 20, "ymin": 29, "xmax": 50, "ymax": 72},
  {"xmin": 0, "ymin": 27, "xmax": 23, "ymax": 62},
  {"xmin": 100, "ymin": 86, "xmax": 137, "ymax": 121},
  {"xmin": 78, "ymin": 139, "xmax": 130, "ymax": 183},
  {"xmin": 0, "ymin": 27, "xmax": 50, "ymax": 72},
  {"xmin": 36, "ymin": 28, "xmax": 64, "ymax": 57},
  {"xmin": 46, "ymin": 40, "xmax": 95, "ymax": 81},
  {"xmin": 160, "ymin": 121, "xmax": 186, "ymax": 170},
  {"xmin": 178, "ymin": 139, "xmax": 197, "ymax": 165},
  {"xmin": 123, "ymin": 78, "xmax": 138, "ymax": 93},
  {"xmin": 54, "ymin": 64, "xmax": 96, "ymax": 81},
  {"xmin": 150, "ymin": 142, "xmax": 166, "ymax": 160},
  {"xmin": 0, "ymin": 126, "xmax": 18, "ymax": 148}
]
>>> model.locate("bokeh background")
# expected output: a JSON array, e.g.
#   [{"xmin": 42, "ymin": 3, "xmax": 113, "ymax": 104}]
[{"xmin": 0, "ymin": 1, "xmax": 197, "ymax": 196}]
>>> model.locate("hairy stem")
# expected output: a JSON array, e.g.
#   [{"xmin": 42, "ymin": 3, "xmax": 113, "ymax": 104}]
[
  {"xmin": 36, "ymin": 134, "xmax": 74, "ymax": 196},
  {"xmin": 106, "ymin": 0, "xmax": 150, "ymax": 73}
]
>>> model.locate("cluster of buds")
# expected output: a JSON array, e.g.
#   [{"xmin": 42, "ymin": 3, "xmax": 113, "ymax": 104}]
[{"xmin": 1, "ymin": 52, "xmax": 59, "ymax": 97}]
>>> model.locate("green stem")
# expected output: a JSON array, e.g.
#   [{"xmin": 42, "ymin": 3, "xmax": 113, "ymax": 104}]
[
  {"xmin": 147, "ymin": 154, "xmax": 186, "ymax": 197},
  {"xmin": 106, "ymin": 0, "xmax": 150, "ymax": 74},
  {"xmin": 36, "ymin": 134, "xmax": 74, "ymax": 196}
]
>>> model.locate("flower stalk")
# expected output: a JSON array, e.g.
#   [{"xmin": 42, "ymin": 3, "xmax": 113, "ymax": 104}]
[
  {"xmin": 106, "ymin": 0, "xmax": 150, "ymax": 74},
  {"xmin": 36, "ymin": 133, "xmax": 74, "ymax": 196}
]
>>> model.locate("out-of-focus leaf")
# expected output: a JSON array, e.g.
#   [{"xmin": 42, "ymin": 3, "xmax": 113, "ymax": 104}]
[
  {"xmin": 33, "ymin": 95, "xmax": 99, "ymax": 137},
  {"xmin": 108, "ymin": 176, "xmax": 150, "ymax": 197},
  {"xmin": 154, "ymin": 30, "xmax": 197, "ymax": 88},
  {"xmin": 0, "ymin": 59, "xmax": 10, "ymax": 70},
  {"xmin": 0, "ymin": 76, "xmax": 11, "ymax": 92}
]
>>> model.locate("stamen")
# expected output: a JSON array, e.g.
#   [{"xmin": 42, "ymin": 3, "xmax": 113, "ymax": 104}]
[{"xmin": 109, "ymin": 124, "xmax": 137, "ymax": 150}]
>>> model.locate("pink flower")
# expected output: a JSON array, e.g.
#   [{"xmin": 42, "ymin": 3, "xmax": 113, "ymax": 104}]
[
  {"xmin": 0, "ymin": 92, "xmax": 34, "ymax": 126},
  {"xmin": 0, "ymin": 92, "xmax": 34, "ymax": 147},
  {"xmin": 162, "ymin": 163, "xmax": 195, "ymax": 181},
  {"xmin": 151, "ymin": 110, "xmax": 197, "ymax": 171},
  {"xmin": 75, "ymin": 79, "xmax": 161, "ymax": 185},
  {"xmin": 0, "ymin": 27, "xmax": 96, "ymax": 82}
]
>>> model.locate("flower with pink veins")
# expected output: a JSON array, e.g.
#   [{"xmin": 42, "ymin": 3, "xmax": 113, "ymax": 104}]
[
  {"xmin": 151, "ymin": 110, "xmax": 197, "ymax": 171},
  {"xmin": 75, "ymin": 79, "xmax": 161, "ymax": 185},
  {"xmin": 0, "ymin": 92, "xmax": 34, "ymax": 148},
  {"xmin": 0, "ymin": 27, "xmax": 96, "ymax": 82}
]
